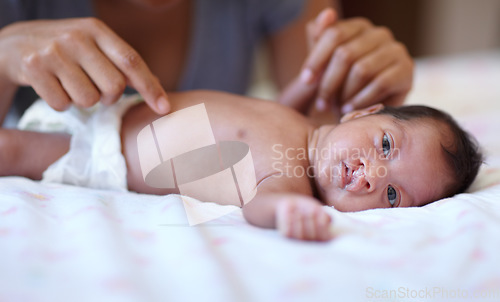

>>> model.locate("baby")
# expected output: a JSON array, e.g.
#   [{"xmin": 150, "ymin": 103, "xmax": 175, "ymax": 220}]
[{"xmin": 0, "ymin": 90, "xmax": 482, "ymax": 241}]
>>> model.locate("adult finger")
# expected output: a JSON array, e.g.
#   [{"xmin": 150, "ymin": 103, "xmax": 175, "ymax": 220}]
[
  {"xmin": 315, "ymin": 26, "xmax": 392, "ymax": 111},
  {"xmin": 29, "ymin": 72, "xmax": 71, "ymax": 111},
  {"xmin": 91, "ymin": 19, "xmax": 170, "ymax": 114},
  {"xmin": 307, "ymin": 8, "xmax": 337, "ymax": 50},
  {"xmin": 342, "ymin": 63, "xmax": 412, "ymax": 113},
  {"xmin": 278, "ymin": 74, "xmax": 320, "ymax": 113},
  {"xmin": 51, "ymin": 51, "xmax": 101, "ymax": 108},
  {"xmin": 340, "ymin": 42, "xmax": 399, "ymax": 105},
  {"xmin": 79, "ymin": 42, "xmax": 127, "ymax": 106},
  {"xmin": 301, "ymin": 18, "xmax": 371, "ymax": 86},
  {"xmin": 21, "ymin": 50, "xmax": 72, "ymax": 111}
]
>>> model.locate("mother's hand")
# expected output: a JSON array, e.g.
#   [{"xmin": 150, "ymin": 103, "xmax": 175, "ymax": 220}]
[
  {"xmin": 0, "ymin": 18, "xmax": 170, "ymax": 114},
  {"xmin": 280, "ymin": 8, "xmax": 413, "ymax": 115}
]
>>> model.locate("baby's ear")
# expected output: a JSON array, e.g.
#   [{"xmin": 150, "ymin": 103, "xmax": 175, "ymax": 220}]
[{"xmin": 340, "ymin": 104, "xmax": 385, "ymax": 123}]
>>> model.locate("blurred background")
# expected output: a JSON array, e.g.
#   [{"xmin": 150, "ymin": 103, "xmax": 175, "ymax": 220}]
[{"xmin": 341, "ymin": 0, "xmax": 500, "ymax": 57}]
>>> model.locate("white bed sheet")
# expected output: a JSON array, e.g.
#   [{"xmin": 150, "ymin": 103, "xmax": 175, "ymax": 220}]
[{"xmin": 1, "ymin": 50, "xmax": 500, "ymax": 302}]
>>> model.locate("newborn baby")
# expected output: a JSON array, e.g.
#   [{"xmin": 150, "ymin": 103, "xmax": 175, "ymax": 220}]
[{"xmin": 1, "ymin": 90, "xmax": 482, "ymax": 241}]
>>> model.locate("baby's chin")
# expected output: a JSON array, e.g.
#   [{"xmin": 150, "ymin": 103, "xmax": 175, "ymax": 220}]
[
  {"xmin": 322, "ymin": 192, "xmax": 356, "ymax": 212},
  {"xmin": 323, "ymin": 192, "xmax": 382, "ymax": 212},
  {"xmin": 326, "ymin": 201, "xmax": 358, "ymax": 212},
  {"xmin": 329, "ymin": 203, "xmax": 377, "ymax": 213},
  {"xmin": 323, "ymin": 199, "xmax": 357, "ymax": 212}
]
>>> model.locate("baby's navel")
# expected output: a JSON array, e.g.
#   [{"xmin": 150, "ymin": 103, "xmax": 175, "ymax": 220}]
[{"xmin": 237, "ymin": 129, "xmax": 247, "ymax": 139}]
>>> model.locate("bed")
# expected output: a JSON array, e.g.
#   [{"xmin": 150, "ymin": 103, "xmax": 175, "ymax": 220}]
[{"xmin": 1, "ymin": 50, "xmax": 500, "ymax": 302}]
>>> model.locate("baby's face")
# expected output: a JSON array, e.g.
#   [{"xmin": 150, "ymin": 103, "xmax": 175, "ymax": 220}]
[{"xmin": 313, "ymin": 112, "xmax": 453, "ymax": 212}]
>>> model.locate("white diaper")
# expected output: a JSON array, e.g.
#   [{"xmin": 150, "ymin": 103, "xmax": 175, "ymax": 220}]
[{"xmin": 18, "ymin": 94, "xmax": 143, "ymax": 191}]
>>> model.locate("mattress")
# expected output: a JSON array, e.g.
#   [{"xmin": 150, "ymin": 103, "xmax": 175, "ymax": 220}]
[{"xmin": 1, "ymin": 50, "xmax": 500, "ymax": 302}]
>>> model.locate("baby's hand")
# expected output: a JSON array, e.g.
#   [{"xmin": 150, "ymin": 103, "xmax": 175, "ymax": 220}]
[{"xmin": 276, "ymin": 196, "xmax": 333, "ymax": 241}]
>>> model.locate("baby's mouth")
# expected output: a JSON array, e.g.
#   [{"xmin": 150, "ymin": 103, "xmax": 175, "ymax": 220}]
[
  {"xmin": 342, "ymin": 162, "xmax": 366, "ymax": 191},
  {"xmin": 344, "ymin": 163, "xmax": 352, "ymax": 189}
]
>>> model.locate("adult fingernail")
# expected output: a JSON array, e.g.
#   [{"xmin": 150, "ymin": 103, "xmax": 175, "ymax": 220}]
[
  {"xmin": 300, "ymin": 68, "xmax": 314, "ymax": 84},
  {"xmin": 341, "ymin": 104, "xmax": 353, "ymax": 114},
  {"xmin": 316, "ymin": 98, "xmax": 327, "ymax": 111},
  {"xmin": 156, "ymin": 96, "xmax": 169, "ymax": 114},
  {"xmin": 317, "ymin": 9, "xmax": 330, "ymax": 23}
]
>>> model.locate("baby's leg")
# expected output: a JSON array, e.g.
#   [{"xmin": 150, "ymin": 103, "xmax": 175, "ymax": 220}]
[{"xmin": 0, "ymin": 129, "xmax": 70, "ymax": 180}]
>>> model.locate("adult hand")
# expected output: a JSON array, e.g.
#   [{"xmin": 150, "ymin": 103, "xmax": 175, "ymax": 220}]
[
  {"xmin": 0, "ymin": 18, "xmax": 170, "ymax": 114},
  {"xmin": 280, "ymin": 8, "xmax": 413, "ymax": 115}
]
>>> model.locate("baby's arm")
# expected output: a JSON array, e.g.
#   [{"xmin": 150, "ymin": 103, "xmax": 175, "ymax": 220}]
[
  {"xmin": 0, "ymin": 128, "xmax": 70, "ymax": 179},
  {"xmin": 242, "ymin": 178, "xmax": 333, "ymax": 241}
]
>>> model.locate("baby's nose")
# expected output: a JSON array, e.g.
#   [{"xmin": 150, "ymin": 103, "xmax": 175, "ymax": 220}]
[
  {"xmin": 363, "ymin": 159, "xmax": 388, "ymax": 192},
  {"xmin": 347, "ymin": 157, "xmax": 389, "ymax": 193}
]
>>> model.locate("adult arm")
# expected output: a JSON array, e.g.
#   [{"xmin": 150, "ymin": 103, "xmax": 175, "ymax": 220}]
[{"xmin": 0, "ymin": 18, "xmax": 170, "ymax": 120}]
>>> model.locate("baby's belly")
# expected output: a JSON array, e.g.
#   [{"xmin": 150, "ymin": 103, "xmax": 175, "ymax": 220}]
[{"xmin": 121, "ymin": 102, "xmax": 257, "ymax": 207}]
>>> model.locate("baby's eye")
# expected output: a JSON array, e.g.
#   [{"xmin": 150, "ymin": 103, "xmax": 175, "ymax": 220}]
[
  {"xmin": 387, "ymin": 185, "xmax": 398, "ymax": 206},
  {"xmin": 382, "ymin": 134, "xmax": 391, "ymax": 157}
]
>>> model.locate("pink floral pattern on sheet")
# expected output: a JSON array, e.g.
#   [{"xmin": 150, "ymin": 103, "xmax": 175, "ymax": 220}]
[
  {"xmin": 1, "ymin": 206, "xmax": 17, "ymax": 216},
  {"xmin": 211, "ymin": 237, "xmax": 230, "ymax": 246},
  {"xmin": 128, "ymin": 229, "xmax": 156, "ymax": 243},
  {"xmin": 280, "ymin": 278, "xmax": 319, "ymax": 299},
  {"xmin": 102, "ymin": 276, "xmax": 136, "ymax": 293},
  {"xmin": 0, "ymin": 228, "xmax": 10, "ymax": 237}
]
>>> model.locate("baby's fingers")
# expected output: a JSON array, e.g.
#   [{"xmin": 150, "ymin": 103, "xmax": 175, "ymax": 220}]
[
  {"xmin": 290, "ymin": 209, "xmax": 306, "ymax": 239},
  {"xmin": 297, "ymin": 207, "xmax": 333, "ymax": 241},
  {"xmin": 276, "ymin": 202, "xmax": 296, "ymax": 238},
  {"xmin": 302, "ymin": 208, "xmax": 333, "ymax": 241},
  {"xmin": 302, "ymin": 210, "xmax": 318, "ymax": 240},
  {"xmin": 315, "ymin": 210, "xmax": 334, "ymax": 241},
  {"xmin": 276, "ymin": 199, "xmax": 333, "ymax": 241}
]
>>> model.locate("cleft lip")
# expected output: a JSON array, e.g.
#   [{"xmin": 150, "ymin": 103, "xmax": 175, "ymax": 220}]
[
  {"xmin": 345, "ymin": 166, "xmax": 367, "ymax": 192},
  {"xmin": 341, "ymin": 162, "xmax": 352, "ymax": 189},
  {"xmin": 340, "ymin": 162, "xmax": 345, "ymax": 188},
  {"xmin": 341, "ymin": 162, "xmax": 366, "ymax": 191}
]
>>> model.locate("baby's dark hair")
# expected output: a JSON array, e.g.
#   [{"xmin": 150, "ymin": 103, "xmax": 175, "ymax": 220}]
[{"xmin": 376, "ymin": 105, "xmax": 483, "ymax": 199}]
